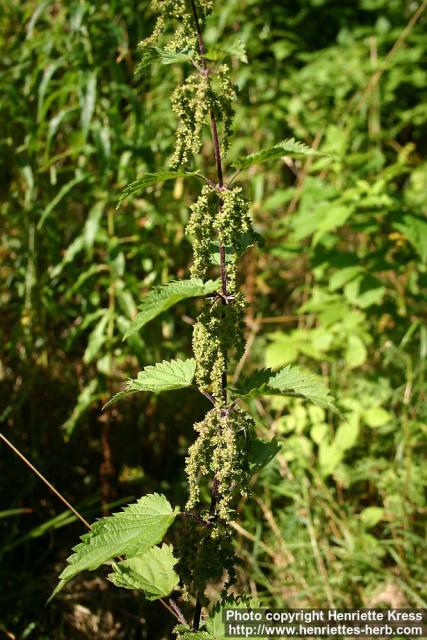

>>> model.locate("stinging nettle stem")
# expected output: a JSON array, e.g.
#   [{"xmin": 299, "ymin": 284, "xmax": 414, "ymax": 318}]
[{"xmin": 189, "ymin": 0, "xmax": 230, "ymax": 629}]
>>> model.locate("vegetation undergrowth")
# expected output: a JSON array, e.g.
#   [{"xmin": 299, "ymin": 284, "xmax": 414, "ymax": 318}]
[{"xmin": 1, "ymin": 0, "xmax": 426, "ymax": 637}]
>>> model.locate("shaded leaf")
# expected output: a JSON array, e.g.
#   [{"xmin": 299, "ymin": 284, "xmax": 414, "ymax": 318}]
[
  {"xmin": 394, "ymin": 213, "xmax": 427, "ymax": 263},
  {"xmin": 205, "ymin": 39, "xmax": 248, "ymax": 63},
  {"xmin": 38, "ymin": 174, "xmax": 87, "ymax": 229},
  {"xmin": 234, "ymin": 369, "xmax": 273, "ymax": 399},
  {"xmin": 247, "ymin": 437, "xmax": 281, "ymax": 474},
  {"xmin": 209, "ymin": 230, "xmax": 262, "ymax": 266},
  {"xmin": 62, "ymin": 379, "xmax": 99, "ymax": 437},
  {"xmin": 117, "ymin": 171, "xmax": 201, "ymax": 207}
]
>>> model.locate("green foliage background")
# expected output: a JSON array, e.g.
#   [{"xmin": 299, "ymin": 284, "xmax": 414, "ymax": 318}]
[{"xmin": 0, "ymin": 0, "xmax": 426, "ymax": 637}]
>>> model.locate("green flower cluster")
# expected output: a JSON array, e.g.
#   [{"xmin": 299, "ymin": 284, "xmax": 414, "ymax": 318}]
[
  {"xmin": 176, "ymin": 520, "xmax": 235, "ymax": 603},
  {"xmin": 185, "ymin": 407, "xmax": 253, "ymax": 521},
  {"xmin": 170, "ymin": 73, "xmax": 209, "ymax": 169},
  {"xmin": 140, "ymin": 0, "xmax": 213, "ymax": 54},
  {"xmin": 187, "ymin": 184, "xmax": 253, "ymax": 289},
  {"xmin": 192, "ymin": 295, "xmax": 246, "ymax": 399},
  {"xmin": 170, "ymin": 64, "xmax": 236, "ymax": 169}
]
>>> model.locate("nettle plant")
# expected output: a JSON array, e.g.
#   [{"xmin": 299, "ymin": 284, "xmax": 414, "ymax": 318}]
[{"xmin": 52, "ymin": 0, "xmax": 336, "ymax": 634}]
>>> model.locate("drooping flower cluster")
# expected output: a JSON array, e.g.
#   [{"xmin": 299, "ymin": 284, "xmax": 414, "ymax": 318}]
[
  {"xmin": 187, "ymin": 184, "xmax": 254, "ymax": 289},
  {"xmin": 170, "ymin": 65, "xmax": 236, "ymax": 169},
  {"xmin": 170, "ymin": 73, "xmax": 210, "ymax": 169},
  {"xmin": 185, "ymin": 407, "xmax": 254, "ymax": 521},
  {"xmin": 192, "ymin": 295, "xmax": 246, "ymax": 399},
  {"xmin": 140, "ymin": 0, "xmax": 214, "ymax": 54}
]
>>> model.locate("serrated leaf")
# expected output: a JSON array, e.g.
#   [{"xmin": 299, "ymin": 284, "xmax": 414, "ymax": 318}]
[
  {"xmin": 247, "ymin": 436, "xmax": 281, "ymax": 474},
  {"xmin": 108, "ymin": 544, "xmax": 179, "ymax": 600},
  {"xmin": 104, "ymin": 358, "xmax": 196, "ymax": 409},
  {"xmin": 124, "ymin": 278, "xmax": 219, "ymax": 339},
  {"xmin": 205, "ymin": 39, "xmax": 248, "ymax": 63},
  {"xmin": 234, "ymin": 368, "xmax": 273, "ymax": 399},
  {"xmin": 235, "ymin": 365, "xmax": 338, "ymax": 412},
  {"xmin": 135, "ymin": 47, "xmax": 194, "ymax": 75},
  {"xmin": 117, "ymin": 171, "xmax": 200, "ymax": 207},
  {"xmin": 232, "ymin": 138, "xmax": 327, "ymax": 170},
  {"xmin": 269, "ymin": 365, "xmax": 338, "ymax": 412},
  {"xmin": 205, "ymin": 597, "xmax": 263, "ymax": 640},
  {"xmin": 50, "ymin": 493, "xmax": 179, "ymax": 600}
]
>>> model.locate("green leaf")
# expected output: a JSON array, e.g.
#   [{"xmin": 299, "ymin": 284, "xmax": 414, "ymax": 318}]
[
  {"xmin": 62, "ymin": 379, "xmax": 99, "ymax": 437},
  {"xmin": 38, "ymin": 174, "xmax": 87, "ymax": 229},
  {"xmin": 205, "ymin": 39, "xmax": 248, "ymax": 63},
  {"xmin": 269, "ymin": 365, "xmax": 338, "ymax": 412},
  {"xmin": 310, "ymin": 423, "xmax": 328, "ymax": 445},
  {"xmin": 234, "ymin": 369, "xmax": 273, "ymax": 399},
  {"xmin": 117, "ymin": 171, "xmax": 201, "ymax": 208},
  {"xmin": 134, "ymin": 47, "xmax": 194, "ymax": 75},
  {"xmin": 318, "ymin": 441, "xmax": 343, "ymax": 476},
  {"xmin": 345, "ymin": 334, "xmax": 367, "ymax": 368},
  {"xmin": 364, "ymin": 407, "xmax": 392, "ymax": 428},
  {"xmin": 178, "ymin": 633, "xmax": 211, "ymax": 640},
  {"xmin": 205, "ymin": 597, "xmax": 263, "ymax": 640},
  {"xmin": 209, "ymin": 230, "xmax": 262, "ymax": 266},
  {"xmin": 83, "ymin": 313, "xmax": 109, "ymax": 364},
  {"xmin": 247, "ymin": 436, "xmax": 281, "ymax": 474},
  {"xmin": 124, "ymin": 278, "xmax": 219, "ymax": 339},
  {"xmin": 334, "ymin": 419, "xmax": 359, "ymax": 451},
  {"xmin": 50, "ymin": 493, "xmax": 179, "ymax": 600},
  {"xmin": 104, "ymin": 358, "xmax": 196, "ymax": 408},
  {"xmin": 81, "ymin": 71, "xmax": 97, "ymax": 139},
  {"xmin": 108, "ymin": 544, "xmax": 179, "ymax": 600},
  {"xmin": 231, "ymin": 138, "xmax": 327, "ymax": 170},
  {"xmin": 359, "ymin": 506, "xmax": 385, "ymax": 528},
  {"xmin": 394, "ymin": 213, "xmax": 427, "ymax": 263},
  {"xmin": 235, "ymin": 365, "xmax": 338, "ymax": 413}
]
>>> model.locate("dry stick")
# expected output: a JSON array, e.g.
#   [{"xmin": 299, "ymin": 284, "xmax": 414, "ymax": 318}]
[
  {"xmin": 0, "ymin": 432, "xmax": 92, "ymax": 531},
  {"xmin": 189, "ymin": 0, "xmax": 229, "ymax": 630},
  {"xmin": 0, "ymin": 432, "xmax": 184, "ymax": 624}
]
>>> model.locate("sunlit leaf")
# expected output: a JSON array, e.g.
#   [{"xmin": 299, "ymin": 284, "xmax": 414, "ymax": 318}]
[
  {"xmin": 108, "ymin": 544, "xmax": 179, "ymax": 600},
  {"xmin": 104, "ymin": 358, "xmax": 196, "ymax": 408},
  {"xmin": 50, "ymin": 494, "xmax": 179, "ymax": 600},
  {"xmin": 124, "ymin": 278, "xmax": 219, "ymax": 339},
  {"xmin": 231, "ymin": 138, "xmax": 327, "ymax": 170}
]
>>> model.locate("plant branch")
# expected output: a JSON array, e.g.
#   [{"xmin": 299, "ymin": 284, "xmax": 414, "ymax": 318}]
[{"xmin": 168, "ymin": 597, "xmax": 189, "ymax": 625}]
